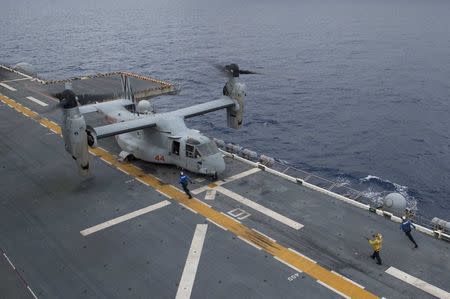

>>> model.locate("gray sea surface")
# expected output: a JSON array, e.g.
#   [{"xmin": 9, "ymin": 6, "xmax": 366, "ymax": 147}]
[{"xmin": 1, "ymin": 0, "xmax": 449, "ymax": 220}]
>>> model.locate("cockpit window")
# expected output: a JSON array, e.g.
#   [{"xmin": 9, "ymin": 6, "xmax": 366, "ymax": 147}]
[
  {"xmin": 186, "ymin": 144, "xmax": 195, "ymax": 158},
  {"xmin": 186, "ymin": 138, "xmax": 200, "ymax": 145},
  {"xmin": 197, "ymin": 141, "xmax": 218, "ymax": 156}
]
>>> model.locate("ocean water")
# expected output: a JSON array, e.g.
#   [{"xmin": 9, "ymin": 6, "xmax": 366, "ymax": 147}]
[{"xmin": 1, "ymin": 0, "xmax": 449, "ymax": 220}]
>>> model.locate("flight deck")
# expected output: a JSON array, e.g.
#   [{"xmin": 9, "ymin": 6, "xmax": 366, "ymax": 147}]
[{"xmin": 1, "ymin": 65, "xmax": 449, "ymax": 299}]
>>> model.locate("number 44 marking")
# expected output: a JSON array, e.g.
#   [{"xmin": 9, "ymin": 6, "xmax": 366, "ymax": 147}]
[{"xmin": 154, "ymin": 155, "xmax": 165, "ymax": 161}]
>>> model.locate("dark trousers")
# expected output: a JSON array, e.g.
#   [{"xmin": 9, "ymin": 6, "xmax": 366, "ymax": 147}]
[
  {"xmin": 182, "ymin": 183, "xmax": 192, "ymax": 198},
  {"xmin": 371, "ymin": 250, "xmax": 382, "ymax": 265},
  {"xmin": 405, "ymin": 231, "xmax": 418, "ymax": 247}
]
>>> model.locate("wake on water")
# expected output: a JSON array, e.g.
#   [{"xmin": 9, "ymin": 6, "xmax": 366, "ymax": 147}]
[{"xmin": 359, "ymin": 175, "xmax": 417, "ymax": 213}]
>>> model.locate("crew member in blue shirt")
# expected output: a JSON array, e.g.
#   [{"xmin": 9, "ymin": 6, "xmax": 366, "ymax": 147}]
[
  {"xmin": 400, "ymin": 216, "xmax": 418, "ymax": 248},
  {"xmin": 179, "ymin": 171, "xmax": 193, "ymax": 199}
]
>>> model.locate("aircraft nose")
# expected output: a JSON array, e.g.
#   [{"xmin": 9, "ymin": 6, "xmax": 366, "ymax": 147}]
[
  {"xmin": 215, "ymin": 154, "xmax": 226, "ymax": 174},
  {"xmin": 206, "ymin": 153, "xmax": 225, "ymax": 175}
]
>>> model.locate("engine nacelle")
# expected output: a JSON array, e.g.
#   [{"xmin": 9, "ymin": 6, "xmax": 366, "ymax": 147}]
[
  {"xmin": 224, "ymin": 77, "xmax": 246, "ymax": 129},
  {"xmin": 62, "ymin": 107, "xmax": 90, "ymax": 175}
]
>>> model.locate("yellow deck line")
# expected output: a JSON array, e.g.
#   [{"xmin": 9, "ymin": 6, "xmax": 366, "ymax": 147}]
[{"xmin": 0, "ymin": 94, "xmax": 379, "ymax": 299}]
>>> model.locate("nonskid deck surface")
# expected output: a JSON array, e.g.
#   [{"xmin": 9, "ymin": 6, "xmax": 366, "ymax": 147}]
[
  {"xmin": 0, "ymin": 66, "xmax": 175, "ymax": 105},
  {"xmin": 1, "ymin": 67, "xmax": 450, "ymax": 299}
]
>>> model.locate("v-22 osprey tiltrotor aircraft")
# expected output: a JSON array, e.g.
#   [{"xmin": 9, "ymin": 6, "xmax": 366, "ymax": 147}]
[{"xmin": 58, "ymin": 64, "xmax": 246, "ymax": 178}]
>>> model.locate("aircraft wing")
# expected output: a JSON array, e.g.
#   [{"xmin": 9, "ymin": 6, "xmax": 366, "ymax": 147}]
[
  {"xmin": 172, "ymin": 97, "xmax": 235, "ymax": 119},
  {"xmin": 91, "ymin": 116, "xmax": 157, "ymax": 139},
  {"xmin": 79, "ymin": 99, "xmax": 133, "ymax": 114}
]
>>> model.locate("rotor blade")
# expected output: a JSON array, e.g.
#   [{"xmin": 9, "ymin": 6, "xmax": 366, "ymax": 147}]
[
  {"xmin": 211, "ymin": 63, "xmax": 259, "ymax": 76},
  {"xmin": 212, "ymin": 63, "xmax": 232, "ymax": 78},
  {"xmin": 44, "ymin": 100, "xmax": 65, "ymax": 113},
  {"xmin": 239, "ymin": 69, "xmax": 259, "ymax": 75}
]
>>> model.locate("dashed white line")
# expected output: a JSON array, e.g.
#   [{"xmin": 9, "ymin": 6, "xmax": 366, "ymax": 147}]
[
  {"xmin": 238, "ymin": 236, "xmax": 262, "ymax": 250},
  {"xmin": 80, "ymin": 200, "xmax": 171, "ymax": 236},
  {"xmin": 179, "ymin": 203, "xmax": 198, "ymax": 214},
  {"xmin": 201, "ymin": 201, "xmax": 212, "ymax": 208},
  {"xmin": 176, "ymin": 224, "xmax": 208, "ymax": 299},
  {"xmin": 156, "ymin": 189, "xmax": 172, "ymax": 199},
  {"xmin": 206, "ymin": 218, "xmax": 227, "ymax": 231},
  {"xmin": 117, "ymin": 168, "xmax": 130, "ymax": 175},
  {"xmin": 136, "ymin": 178, "xmax": 150, "ymax": 186},
  {"xmin": 274, "ymin": 256, "xmax": 303, "ymax": 273},
  {"xmin": 100, "ymin": 158, "xmax": 112, "ymax": 165},
  {"xmin": 386, "ymin": 266, "xmax": 450, "ymax": 299},
  {"xmin": 27, "ymin": 286, "xmax": 38, "ymax": 299},
  {"xmin": 317, "ymin": 280, "xmax": 351, "ymax": 299},
  {"xmin": 216, "ymin": 186, "xmax": 304, "ymax": 230},
  {"xmin": 331, "ymin": 270, "xmax": 365, "ymax": 289},
  {"xmin": 0, "ymin": 82, "xmax": 17, "ymax": 91},
  {"xmin": 26, "ymin": 96, "xmax": 48, "ymax": 107},
  {"xmin": 288, "ymin": 248, "xmax": 317, "ymax": 264},
  {"xmin": 3, "ymin": 253, "xmax": 16, "ymax": 270}
]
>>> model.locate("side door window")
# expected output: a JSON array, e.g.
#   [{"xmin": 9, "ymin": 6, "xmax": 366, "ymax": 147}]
[{"xmin": 172, "ymin": 141, "xmax": 180, "ymax": 156}]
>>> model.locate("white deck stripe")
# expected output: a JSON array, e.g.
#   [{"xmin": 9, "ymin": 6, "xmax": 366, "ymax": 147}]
[
  {"xmin": 26, "ymin": 96, "xmax": 48, "ymax": 107},
  {"xmin": 216, "ymin": 186, "xmax": 304, "ymax": 230},
  {"xmin": 80, "ymin": 200, "xmax": 171, "ymax": 236},
  {"xmin": 0, "ymin": 83, "xmax": 17, "ymax": 91},
  {"xmin": 3, "ymin": 253, "xmax": 16, "ymax": 270},
  {"xmin": 192, "ymin": 168, "xmax": 260, "ymax": 195},
  {"xmin": 288, "ymin": 248, "xmax": 317, "ymax": 264},
  {"xmin": 191, "ymin": 186, "xmax": 209, "ymax": 195},
  {"xmin": 156, "ymin": 189, "xmax": 172, "ymax": 199},
  {"xmin": 136, "ymin": 178, "xmax": 150, "ymax": 186},
  {"xmin": 201, "ymin": 201, "xmax": 212, "ymax": 208},
  {"xmin": 179, "ymin": 202, "xmax": 198, "ymax": 214},
  {"xmin": 117, "ymin": 168, "xmax": 130, "ymax": 175},
  {"xmin": 206, "ymin": 218, "xmax": 227, "ymax": 231},
  {"xmin": 386, "ymin": 266, "xmax": 450, "ymax": 299},
  {"xmin": 176, "ymin": 224, "xmax": 208, "ymax": 299},
  {"xmin": 101, "ymin": 158, "xmax": 112, "ymax": 165},
  {"xmin": 27, "ymin": 286, "xmax": 38, "ymax": 299},
  {"xmin": 222, "ymin": 167, "xmax": 261, "ymax": 183},
  {"xmin": 274, "ymin": 256, "xmax": 302, "ymax": 273},
  {"xmin": 331, "ymin": 270, "xmax": 365, "ymax": 289},
  {"xmin": 317, "ymin": 280, "xmax": 351, "ymax": 299}
]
